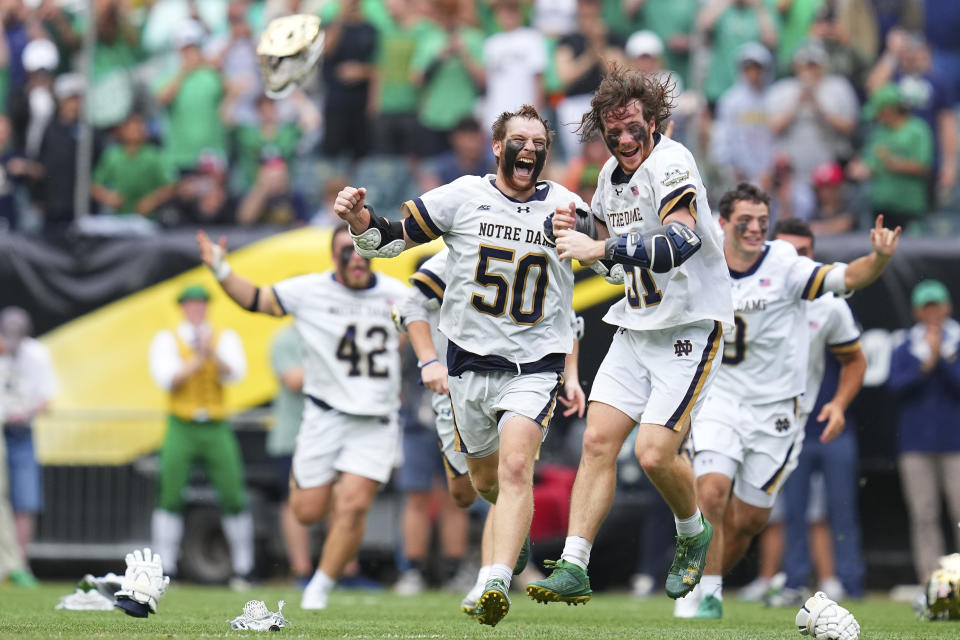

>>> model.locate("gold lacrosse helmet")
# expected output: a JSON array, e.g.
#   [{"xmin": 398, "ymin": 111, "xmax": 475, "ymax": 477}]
[{"xmin": 257, "ymin": 14, "xmax": 324, "ymax": 99}]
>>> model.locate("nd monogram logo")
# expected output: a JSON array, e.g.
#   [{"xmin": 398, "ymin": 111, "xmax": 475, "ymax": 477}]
[
  {"xmin": 775, "ymin": 418, "xmax": 790, "ymax": 433},
  {"xmin": 673, "ymin": 339, "xmax": 693, "ymax": 357}
]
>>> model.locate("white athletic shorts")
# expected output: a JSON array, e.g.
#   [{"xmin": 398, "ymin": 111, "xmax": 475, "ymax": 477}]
[
  {"xmin": 589, "ymin": 320, "xmax": 723, "ymax": 431},
  {"xmin": 690, "ymin": 390, "xmax": 803, "ymax": 509},
  {"xmin": 433, "ymin": 392, "xmax": 468, "ymax": 477},
  {"xmin": 447, "ymin": 369, "xmax": 564, "ymax": 459},
  {"xmin": 292, "ymin": 396, "xmax": 400, "ymax": 488}
]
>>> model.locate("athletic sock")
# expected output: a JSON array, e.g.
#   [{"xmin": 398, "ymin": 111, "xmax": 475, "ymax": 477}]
[
  {"xmin": 475, "ymin": 565, "xmax": 491, "ymax": 589},
  {"xmin": 310, "ymin": 569, "xmax": 335, "ymax": 594},
  {"xmin": 700, "ymin": 575, "xmax": 723, "ymax": 600},
  {"xmin": 560, "ymin": 536, "xmax": 592, "ymax": 570},
  {"xmin": 222, "ymin": 511, "xmax": 255, "ymax": 576},
  {"xmin": 408, "ymin": 559, "xmax": 424, "ymax": 574},
  {"xmin": 488, "ymin": 564, "xmax": 513, "ymax": 589},
  {"xmin": 151, "ymin": 509, "xmax": 183, "ymax": 576},
  {"xmin": 675, "ymin": 508, "xmax": 705, "ymax": 537}
]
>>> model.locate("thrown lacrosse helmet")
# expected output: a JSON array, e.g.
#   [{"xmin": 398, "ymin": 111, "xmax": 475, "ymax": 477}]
[{"xmin": 257, "ymin": 14, "xmax": 324, "ymax": 99}]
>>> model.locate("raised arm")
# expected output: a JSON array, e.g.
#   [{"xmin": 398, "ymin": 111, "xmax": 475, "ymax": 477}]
[
  {"xmin": 842, "ymin": 215, "xmax": 900, "ymax": 291},
  {"xmin": 196, "ymin": 231, "xmax": 285, "ymax": 316},
  {"xmin": 334, "ymin": 186, "xmax": 419, "ymax": 257}
]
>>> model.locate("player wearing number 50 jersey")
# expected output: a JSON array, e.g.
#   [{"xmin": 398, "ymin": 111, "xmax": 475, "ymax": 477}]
[
  {"xmin": 681, "ymin": 183, "xmax": 900, "ymax": 620},
  {"xmin": 529, "ymin": 64, "xmax": 732, "ymax": 609},
  {"xmin": 196, "ymin": 226, "xmax": 407, "ymax": 612},
  {"xmin": 335, "ymin": 105, "xmax": 586, "ymax": 627}
]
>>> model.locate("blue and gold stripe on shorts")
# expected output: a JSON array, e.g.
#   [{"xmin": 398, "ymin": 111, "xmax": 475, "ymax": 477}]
[
  {"xmin": 761, "ymin": 441, "xmax": 796, "ymax": 494},
  {"xmin": 450, "ymin": 402, "xmax": 468, "ymax": 455},
  {"xmin": 402, "ymin": 197, "xmax": 442, "ymax": 242},
  {"xmin": 665, "ymin": 321, "xmax": 722, "ymax": 431},
  {"xmin": 801, "ymin": 264, "xmax": 835, "ymax": 300},
  {"xmin": 534, "ymin": 373, "xmax": 565, "ymax": 428}
]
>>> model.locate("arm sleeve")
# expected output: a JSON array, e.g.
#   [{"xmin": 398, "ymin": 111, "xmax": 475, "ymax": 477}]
[
  {"xmin": 216, "ymin": 329, "xmax": 247, "ymax": 384},
  {"xmin": 148, "ymin": 330, "xmax": 181, "ymax": 392},
  {"xmin": 786, "ymin": 254, "xmax": 845, "ymax": 301},
  {"xmin": 401, "ymin": 179, "xmax": 463, "ymax": 243},
  {"xmin": 826, "ymin": 299, "xmax": 862, "ymax": 355},
  {"xmin": 24, "ymin": 341, "xmax": 58, "ymax": 404},
  {"xmin": 649, "ymin": 151, "xmax": 699, "ymax": 223},
  {"xmin": 398, "ymin": 285, "xmax": 434, "ymax": 326},
  {"xmin": 590, "ymin": 183, "xmax": 607, "ymax": 223},
  {"xmin": 271, "ymin": 274, "xmax": 317, "ymax": 318}
]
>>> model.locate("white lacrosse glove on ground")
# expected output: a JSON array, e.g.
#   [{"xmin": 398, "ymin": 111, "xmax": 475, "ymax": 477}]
[
  {"xmin": 796, "ymin": 591, "xmax": 860, "ymax": 640},
  {"xmin": 229, "ymin": 600, "xmax": 290, "ymax": 631},
  {"xmin": 114, "ymin": 548, "xmax": 171, "ymax": 618}
]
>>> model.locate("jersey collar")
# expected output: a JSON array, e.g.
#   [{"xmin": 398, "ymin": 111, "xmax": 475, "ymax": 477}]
[
  {"xmin": 488, "ymin": 177, "xmax": 551, "ymax": 203},
  {"xmin": 729, "ymin": 244, "xmax": 771, "ymax": 279}
]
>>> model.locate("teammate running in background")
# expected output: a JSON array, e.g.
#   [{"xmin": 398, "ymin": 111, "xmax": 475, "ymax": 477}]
[
  {"xmin": 335, "ymin": 104, "xmax": 586, "ymax": 626},
  {"xmin": 197, "ymin": 225, "xmax": 408, "ymax": 611},
  {"xmin": 679, "ymin": 184, "xmax": 898, "ymax": 619},
  {"xmin": 527, "ymin": 62, "xmax": 733, "ymax": 606}
]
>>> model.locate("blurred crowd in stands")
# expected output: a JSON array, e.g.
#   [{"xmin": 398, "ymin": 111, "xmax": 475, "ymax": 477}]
[{"xmin": 0, "ymin": 0, "xmax": 957, "ymax": 236}]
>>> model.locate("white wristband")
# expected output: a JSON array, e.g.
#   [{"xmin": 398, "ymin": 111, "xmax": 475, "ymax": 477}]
[{"xmin": 209, "ymin": 244, "xmax": 232, "ymax": 282}]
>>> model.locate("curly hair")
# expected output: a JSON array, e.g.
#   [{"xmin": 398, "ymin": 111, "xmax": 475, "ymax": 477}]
[
  {"xmin": 717, "ymin": 182, "xmax": 771, "ymax": 220},
  {"xmin": 577, "ymin": 62, "xmax": 676, "ymax": 143}
]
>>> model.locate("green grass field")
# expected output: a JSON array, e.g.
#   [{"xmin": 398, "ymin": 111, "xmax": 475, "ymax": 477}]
[{"xmin": 0, "ymin": 583, "xmax": 950, "ymax": 639}]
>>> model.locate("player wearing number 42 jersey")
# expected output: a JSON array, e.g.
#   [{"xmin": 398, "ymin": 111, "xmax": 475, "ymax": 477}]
[
  {"xmin": 528, "ymin": 63, "xmax": 732, "ymax": 609},
  {"xmin": 679, "ymin": 183, "xmax": 900, "ymax": 620},
  {"xmin": 196, "ymin": 225, "xmax": 407, "ymax": 612},
  {"xmin": 335, "ymin": 105, "xmax": 586, "ymax": 627}
]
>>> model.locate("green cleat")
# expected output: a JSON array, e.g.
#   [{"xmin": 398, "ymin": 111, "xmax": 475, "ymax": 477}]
[
  {"xmin": 525, "ymin": 559, "xmax": 592, "ymax": 605},
  {"xmin": 513, "ymin": 535, "xmax": 531, "ymax": 575},
  {"xmin": 475, "ymin": 578, "xmax": 511, "ymax": 627},
  {"xmin": 9, "ymin": 569, "xmax": 38, "ymax": 588},
  {"xmin": 665, "ymin": 518, "xmax": 713, "ymax": 599},
  {"xmin": 692, "ymin": 594, "xmax": 723, "ymax": 619}
]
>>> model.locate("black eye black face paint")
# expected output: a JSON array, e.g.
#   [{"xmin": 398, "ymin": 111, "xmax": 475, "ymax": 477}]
[
  {"xmin": 338, "ymin": 244, "xmax": 356, "ymax": 268},
  {"xmin": 604, "ymin": 122, "xmax": 649, "ymax": 155},
  {"xmin": 503, "ymin": 138, "xmax": 547, "ymax": 184},
  {"xmin": 735, "ymin": 220, "xmax": 768, "ymax": 236}
]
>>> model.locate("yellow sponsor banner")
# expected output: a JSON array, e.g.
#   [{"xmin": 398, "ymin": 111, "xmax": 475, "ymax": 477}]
[{"xmin": 34, "ymin": 228, "xmax": 621, "ymax": 465}]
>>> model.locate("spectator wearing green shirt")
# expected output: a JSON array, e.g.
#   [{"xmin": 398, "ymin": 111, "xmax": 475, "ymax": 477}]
[
  {"xmin": 225, "ymin": 93, "xmax": 316, "ymax": 194},
  {"xmin": 632, "ymin": 0, "xmax": 698, "ymax": 89},
  {"xmin": 850, "ymin": 84, "xmax": 933, "ymax": 232},
  {"xmin": 410, "ymin": 0, "xmax": 485, "ymax": 158},
  {"xmin": 369, "ymin": 0, "xmax": 428, "ymax": 156},
  {"xmin": 699, "ymin": 0, "xmax": 779, "ymax": 107},
  {"xmin": 91, "ymin": 113, "xmax": 175, "ymax": 217},
  {"xmin": 269, "ymin": 325, "xmax": 312, "ymax": 585},
  {"xmin": 156, "ymin": 20, "xmax": 226, "ymax": 171}
]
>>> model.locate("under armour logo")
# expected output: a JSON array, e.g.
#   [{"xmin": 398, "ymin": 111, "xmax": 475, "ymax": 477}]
[
  {"xmin": 478, "ymin": 204, "xmax": 491, "ymax": 211},
  {"xmin": 775, "ymin": 418, "xmax": 790, "ymax": 433},
  {"xmin": 517, "ymin": 206, "xmax": 530, "ymax": 213},
  {"xmin": 615, "ymin": 187, "xmax": 623, "ymax": 196},
  {"xmin": 673, "ymin": 339, "xmax": 693, "ymax": 357}
]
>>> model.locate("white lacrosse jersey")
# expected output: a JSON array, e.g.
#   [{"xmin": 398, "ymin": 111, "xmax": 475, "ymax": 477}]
[
  {"xmin": 714, "ymin": 239, "xmax": 845, "ymax": 408},
  {"xmin": 272, "ymin": 271, "xmax": 408, "ymax": 416},
  {"xmin": 592, "ymin": 135, "xmax": 734, "ymax": 331},
  {"xmin": 403, "ymin": 175, "xmax": 582, "ymax": 364},
  {"xmin": 799, "ymin": 293, "xmax": 861, "ymax": 416},
  {"xmin": 401, "ymin": 247, "xmax": 450, "ymax": 365}
]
